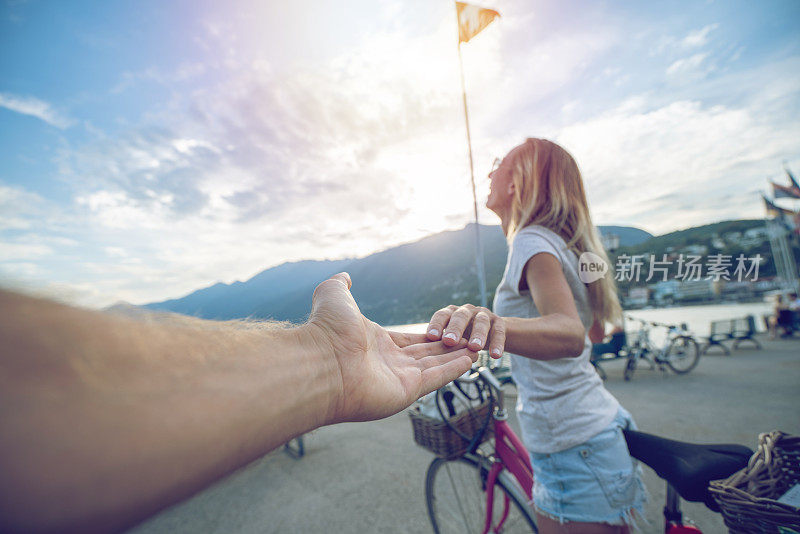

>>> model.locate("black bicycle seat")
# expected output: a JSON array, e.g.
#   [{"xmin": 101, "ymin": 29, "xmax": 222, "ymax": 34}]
[{"xmin": 622, "ymin": 429, "xmax": 753, "ymax": 511}]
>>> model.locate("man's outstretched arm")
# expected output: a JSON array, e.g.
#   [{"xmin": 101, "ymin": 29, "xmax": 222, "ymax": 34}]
[{"xmin": 0, "ymin": 273, "xmax": 475, "ymax": 533}]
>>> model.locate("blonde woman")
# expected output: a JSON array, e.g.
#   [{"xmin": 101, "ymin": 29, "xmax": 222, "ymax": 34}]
[{"xmin": 426, "ymin": 138, "xmax": 645, "ymax": 533}]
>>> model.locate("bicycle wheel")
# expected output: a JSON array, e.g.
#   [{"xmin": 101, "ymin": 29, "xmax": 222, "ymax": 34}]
[
  {"xmin": 664, "ymin": 335, "xmax": 700, "ymax": 374},
  {"xmin": 425, "ymin": 454, "xmax": 537, "ymax": 534}
]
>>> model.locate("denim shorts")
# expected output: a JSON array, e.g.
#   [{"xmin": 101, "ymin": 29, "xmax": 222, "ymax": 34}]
[{"xmin": 529, "ymin": 406, "xmax": 647, "ymax": 526}]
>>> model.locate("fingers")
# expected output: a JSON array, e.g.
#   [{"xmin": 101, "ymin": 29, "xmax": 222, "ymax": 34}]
[
  {"xmin": 403, "ymin": 338, "xmax": 470, "ymax": 359},
  {"xmin": 467, "ymin": 310, "xmax": 492, "ymax": 351},
  {"xmin": 486, "ymin": 318, "xmax": 507, "ymax": 359},
  {"xmin": 441, "ymin": 304, "xmax": 474, "ymax": 345},
  {"xmin": 415, "ymin": 348, "xmax": 479, "ymax": 371},
  {"xmin": 330, "ymin": 272, "xmax": 352, "ymax": 289},
  {"xmin": 312, "ymin": 272, "xmax": 353, "ymax": 303},
  {"xmin": 388, "ymin": 331, "xmax": 429, "ymax": 348},
  {"xmin": 443, "ymin": 304, "xmax": 492, "ymax": 348},
  {"xmin": 426, "ymin": 305, "xmax": 457, "ymax": 341},
  {"xmin": 418, "ymin": 351, "xmax": 475, "ymax": 396}
]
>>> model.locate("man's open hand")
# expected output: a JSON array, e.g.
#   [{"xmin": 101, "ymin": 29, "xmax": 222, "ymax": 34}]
[{"xmin": 307, "ymin": 272, "xmax": 477, "ymax": 424}]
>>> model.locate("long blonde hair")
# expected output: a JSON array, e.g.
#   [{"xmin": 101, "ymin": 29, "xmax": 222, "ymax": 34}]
[{"xmin": 504, "ymin": 138, "xmax": 622, "ymax": 326}]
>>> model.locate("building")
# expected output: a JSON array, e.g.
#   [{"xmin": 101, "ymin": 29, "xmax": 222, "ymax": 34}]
[
  {"xmin": 681, "ymin": 244, "xmax": 708, "ymax": 255},
  {"xmin": 740, "ymin": 227, "xmax": 768, "ymax": 249},
  {"xmin": 651, "ymin": 279, "xmax": 679, "ymax": 304},
  {"xmin": 724, "ymin": 231, "xmax": 742, "ymax": 243},
  {"xmin": 674, "ymin": 280, "xmax": 714, "ymax": 301},
  {"xmin": 719, "ymin": 280, "xmax": 755, "ymax": 299},
  {"xmin": 626, "ymin": 286, "xmax": 650, "ymax": 308}
]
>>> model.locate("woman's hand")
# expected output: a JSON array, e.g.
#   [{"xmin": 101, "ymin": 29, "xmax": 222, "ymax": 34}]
[{"xmin": 425, "ymin": 303, "xmax": 507, "ymax": 359}]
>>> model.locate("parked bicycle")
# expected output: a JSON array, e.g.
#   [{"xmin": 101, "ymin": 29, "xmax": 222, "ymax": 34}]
[
  {"xmin": 593, "ymin": 317, "xmax": 702, "ymax": 381},
  {"xmin": 624, "ymin": 317, "xmax": 702, "ymax": 380},
  {"xmin": 414, "ymin": 366, "xmax": 753, "ymax": 534}
]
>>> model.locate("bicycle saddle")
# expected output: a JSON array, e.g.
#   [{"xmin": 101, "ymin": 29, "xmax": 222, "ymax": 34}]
[{"xmin": 622, "ymin": 429, "xmax": 753, "ymax": 511}]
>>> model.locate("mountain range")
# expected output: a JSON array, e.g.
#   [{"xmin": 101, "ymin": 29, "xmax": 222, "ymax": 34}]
[{"xmin": 142, "ymin": 223, "xmax": 653, "ymax": 325}]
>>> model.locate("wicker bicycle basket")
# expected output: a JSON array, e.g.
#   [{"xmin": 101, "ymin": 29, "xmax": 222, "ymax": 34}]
[
  {"xmin": 409, "ymin": 399, "xmax": 492, "ymax": 460},
  {"xmin": 709, "ymin": 431, "xmax": 800, "ymax": 534}
]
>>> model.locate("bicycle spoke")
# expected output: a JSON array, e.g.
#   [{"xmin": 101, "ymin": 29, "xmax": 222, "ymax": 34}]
[
  {"xmin": 444, "ymin": 463, "xmax": 475, "ymax": 532},
  {"xmin": 427, "ymin": 457, "xmax": 536, "ymax": 533},
  {"xmin": 665, "ymin": 336, "xmax": 700, "ymax": 374}
]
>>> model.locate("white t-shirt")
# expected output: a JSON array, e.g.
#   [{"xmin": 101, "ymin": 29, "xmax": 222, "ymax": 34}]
[{"xmin": 493, "ymin": 225, "xmax": 620, "ymax": 454}]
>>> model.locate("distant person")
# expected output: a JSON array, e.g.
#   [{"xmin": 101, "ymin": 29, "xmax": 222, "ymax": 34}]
[
  {"xmin": 786, "ymin": 292, "xmax": 800, "ymax": 335},
  {"xmin": 771, "ymin": 293, "xmax": 799, "ymax": 338},
  {"xmin": 0, "ymin": 273, "xmax": 477, "ymax": 533},
  {"xmin": 425, "ymin": 138, "xmax": 644, "ymax": 533},
  {"xmin": 768, "ymin": 294, "xmax": 789, "ymax": 339},
  {"xmin": 788, "ymin": 292, "xmax": 800, "ymax": 311}
]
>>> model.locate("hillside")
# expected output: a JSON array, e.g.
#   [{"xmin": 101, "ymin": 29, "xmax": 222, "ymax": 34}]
[
  {"xmin": 142, "ymin": 223, "xmax": 651, "ymax": 325},
  {"xmin": 609, "ymin": 219, "xmax": 783, "ymax": 293}
]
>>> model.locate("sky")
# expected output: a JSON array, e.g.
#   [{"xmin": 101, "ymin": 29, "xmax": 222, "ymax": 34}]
[{"xmin": 1, "ymin": 0, "xmax": 799, "ymax": 307}]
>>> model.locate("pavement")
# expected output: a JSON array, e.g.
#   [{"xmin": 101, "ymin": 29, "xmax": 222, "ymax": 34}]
[{"xmin": 129, "ymin": 335, "xmax": 800, "ymax": 534}]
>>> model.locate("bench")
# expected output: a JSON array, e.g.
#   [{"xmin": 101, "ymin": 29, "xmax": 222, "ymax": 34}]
[
  {"xmin": 730, "ymin": 315, "xmax": 762, "ymax": 349},
  {"xmin": 702, "ymin": 320, "xmax": 734, "ymax": 355},
  {"xmin": 701, "ymin": 315, "xmax": 762, "ymax": 355}
]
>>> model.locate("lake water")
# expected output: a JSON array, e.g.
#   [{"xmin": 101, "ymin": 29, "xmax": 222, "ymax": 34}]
[{"xmin": 389, "ymin": 301, "xmax": 774, "ymax": 339}]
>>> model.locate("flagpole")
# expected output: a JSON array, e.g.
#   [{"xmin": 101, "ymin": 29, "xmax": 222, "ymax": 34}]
[{"xmin": 457, "ymin": 39, "xmax": 488, "ymax": 308}]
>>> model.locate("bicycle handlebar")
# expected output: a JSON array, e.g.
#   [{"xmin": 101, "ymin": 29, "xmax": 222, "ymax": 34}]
[
  {"xmin": 454, "ymin": 366, "xmax": 507, "ymax": 418},
  {"xmin": 626, "ymin": 316, "xmax": 685, "ymax": 331}
]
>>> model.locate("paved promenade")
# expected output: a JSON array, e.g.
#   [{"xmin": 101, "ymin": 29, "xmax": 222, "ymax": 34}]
[{"xmin": 130, "ymin": 336, "xmax": 799, "ymax": 534}]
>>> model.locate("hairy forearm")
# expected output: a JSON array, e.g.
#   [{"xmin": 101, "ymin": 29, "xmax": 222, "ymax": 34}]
[
  {"xmin": 503, "ymin": 314, "xmax": 586, "ymax": 360},
  {"xmin": 0, "ymin": 290, "xmax": 338, "ymax": 533}
]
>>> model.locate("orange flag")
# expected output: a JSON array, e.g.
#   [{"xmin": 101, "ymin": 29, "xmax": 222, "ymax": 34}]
[{"xmin": 456, "ymin": 2, "xmax": 500, "ymax": 43}]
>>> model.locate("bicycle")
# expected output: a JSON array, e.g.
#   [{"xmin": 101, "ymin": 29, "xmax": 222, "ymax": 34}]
[
  {"xmin": 420, "ymin": 365, "xmax": 753, "ymax": 534},
  {"xmin": 423, "ymin": 367, "xmax": 535, "ymax": 533},
  {"xmin": 624, "ymin": 317, "xmax": 701, "ymax": 381}
]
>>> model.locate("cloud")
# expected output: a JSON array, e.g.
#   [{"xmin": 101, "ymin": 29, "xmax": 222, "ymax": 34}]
[
  {"xmin": 666, "ymin": 52, "xmax": 710, "ymax": 77},
  {"xmin": 10, "ymin": 2, "xmax": 627, "ymax": 306},
  {"xmin": 44, "ymin": 16, "xmax": 482, "ymax": 304},
  {"xmin": 682, "ymin": 23, "xmax": 719, "ymax": 48},
  {"xmin": 557, "ymin": 94, "xmax": 800, "ymax": 233},
  {"xmin": 0, "ymin": 92, "xmax": 73, "ymax": 128},
  {"xmin": 0, "ymin": 242, "xmax": 53, "ymax": 260},
  {"xmin": 0, "ymin": 184, "xmax": 46, "ymax": 230},
  {"xmin": 4, "ymin": 1, "xmax": 799, "ymax": 308}
]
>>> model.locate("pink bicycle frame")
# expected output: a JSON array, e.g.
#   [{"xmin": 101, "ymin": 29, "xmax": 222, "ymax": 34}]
[{"xmin": 481, "ymin": 418, "xmax": 534, "ymax": 534}]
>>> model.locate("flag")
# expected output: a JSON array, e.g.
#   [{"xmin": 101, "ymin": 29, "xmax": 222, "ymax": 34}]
[
  {"xmin": 763, "ymin": 195, "xmax": 794, "ymax": 216},
  {"xmin": 771, "ymin": 181, "xmax": 800, "ymax": 199},
  {"xmin": 456, "ymin": 2, "xmax": 499, "ymax": 43},
  {"xmin": 785, "ymin": 165, "xmax": 800, "ymax": 194},
  {"xmin": 764, "ymin": 195, "xmax": 800, "ymax": 234},
  {"xmin": 770, "ymin": 165, "xmax": 800, "ymax": 199}
]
